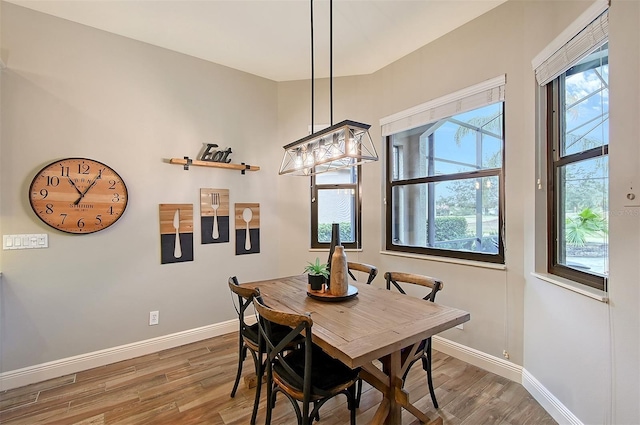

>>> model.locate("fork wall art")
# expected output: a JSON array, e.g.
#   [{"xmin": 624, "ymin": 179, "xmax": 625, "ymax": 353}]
[
  {"xmin": 235, "ymin": 203, "xmax": 260, "ymax": 255},
  {"xmin": 159, "ymin": 204, "xmax": 194, "ymax": 264},
  {"xmin": 200, "ymin": 188, "xmax": 230, "ymax": 244}
]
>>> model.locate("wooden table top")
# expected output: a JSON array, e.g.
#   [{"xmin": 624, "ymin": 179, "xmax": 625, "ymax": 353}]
[{"xmin": 241, "ymin": 275, "xmax": 470, "ymax": 369}]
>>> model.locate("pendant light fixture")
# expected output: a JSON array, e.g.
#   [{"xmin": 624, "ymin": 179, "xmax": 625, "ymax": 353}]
[{"xmin": 278, "ymin": 0, "xmax": 378, "ymax": 176}]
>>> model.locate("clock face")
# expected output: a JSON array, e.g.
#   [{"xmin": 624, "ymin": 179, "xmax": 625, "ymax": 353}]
[{"xmin": 29, "ymin": 158, "xmax": 128, "ymax": 234}]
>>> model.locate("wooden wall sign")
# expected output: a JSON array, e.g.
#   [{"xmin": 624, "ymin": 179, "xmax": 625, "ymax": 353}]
[
  {"xmin": 159, "ymin": 204, "xmax": 194, "ymax": 264},
  {"xmin": 200, "ymin": 188, "xmax": 229, "ymax": 244},
  {"xmin": 235, "ymin": 203, "xmax": 260, "ymax": 255}
]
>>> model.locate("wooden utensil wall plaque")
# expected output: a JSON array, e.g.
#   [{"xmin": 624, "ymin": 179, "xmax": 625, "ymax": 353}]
[
  {"xmin": 235, "ymin": 203, "xmax": 260, "ymax": 255},
  {"xmin": 159, "ymin": 204, "xmax": 193, "ymax": 264},
  {"xmin": 200, "ymin": 188, "xmax": 229, "ymax": 244}
]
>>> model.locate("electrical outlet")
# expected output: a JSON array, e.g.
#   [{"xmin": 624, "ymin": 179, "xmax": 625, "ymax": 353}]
[
  {"xmin": 149, "ymin": 311, "xmax": 159, "ymax": 326},
  {"xmin": 503, "ymin": 350, "xmax": 510, "ymax": 359}
]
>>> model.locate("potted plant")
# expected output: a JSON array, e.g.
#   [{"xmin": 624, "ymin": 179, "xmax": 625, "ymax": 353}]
[{"xmin": 304, "ymin": 257, "xmax": 329, "ymax": 291}]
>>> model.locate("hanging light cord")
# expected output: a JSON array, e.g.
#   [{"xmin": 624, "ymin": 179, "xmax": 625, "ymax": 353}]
[
  {"xmin": 310, "ymin": 0, "xmax": 334, "ymax": 130},
  {"xmin": 310, "ymin": 0, "xmax": 314, "ymax": 133},
  {"xmin": 330, "ymin": 0, "xmax": 333, "ymax": 126}
]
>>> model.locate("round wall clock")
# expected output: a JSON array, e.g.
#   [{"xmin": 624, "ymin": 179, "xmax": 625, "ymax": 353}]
[{"xmin": 29, "ymin": 158, "xmax": 128, "ymax": 234}]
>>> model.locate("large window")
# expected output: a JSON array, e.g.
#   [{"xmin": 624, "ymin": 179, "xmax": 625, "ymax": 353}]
[
  {"xmin": 385, "ymin": 99, "xmax": 505, "ymax": 263},
  {"xmin": 547, "ymin": 43, "xmax": 609, "ymax": 290},
  {"xmin": 311, "ymin": 166, "xmax": 361, "ymax": 249}
]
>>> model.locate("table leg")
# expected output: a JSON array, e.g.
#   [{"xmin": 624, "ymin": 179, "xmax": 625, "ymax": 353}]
[
  {"xmin": 384, "ymin": 350, "xmax": 402, "ymax": 425},
  {"xmin": 362, "ymin": 347, "xmax": 444, "ymax": 425}
]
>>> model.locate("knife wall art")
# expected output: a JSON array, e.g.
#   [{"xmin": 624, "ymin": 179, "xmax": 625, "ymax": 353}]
[
  {"xmin": 235, "ymin": 203, "xmax": 260, "ymax": 255},
  {"xmin": 159, "ymin": 204, "xmax": 194, "ymax": 264},
  {"xmin": 200, "ymin": 188, "xmax": 229, "ymax": 244}
]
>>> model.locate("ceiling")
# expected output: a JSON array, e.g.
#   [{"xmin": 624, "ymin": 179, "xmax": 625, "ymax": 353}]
[{"xmin": 6, "ymin": 0, "xmax": 507, "ymax": 82}]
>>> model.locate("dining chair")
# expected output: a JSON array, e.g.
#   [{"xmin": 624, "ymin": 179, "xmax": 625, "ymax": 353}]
[
  {"xmin": 253, "ymin": 293, "xmax": 360, "ymax": 425},
  {"xmin": 383, "ymin": 271, "xmax": 444, "ymax": 408},
  {"xmin": 227, "ymin": 277, "xmax": 302, "ymax": 398},
  {"xmin": 347, "ymin": 261, "xmax": 378, "ymax": 285},
  {"xmin": 228, "ymin": 277, "xmax": 306, "ymax": 425},
  {"xmin": 228, "ymin": 276, "xmax": 261, "ymax": 399}
]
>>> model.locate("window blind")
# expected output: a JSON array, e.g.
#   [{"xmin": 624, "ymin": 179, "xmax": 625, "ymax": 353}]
[
  {"xmin": 532, "ymin": 1, "xmax": 609, "ymax": 86},
  {"xmin": 380, "ymin": 75, "xmax": 505, "ymax": 137}
]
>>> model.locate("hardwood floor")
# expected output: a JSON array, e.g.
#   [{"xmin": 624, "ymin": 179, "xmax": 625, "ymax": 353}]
[{"xmin": 0, "ymin": 332, "xmax": 556, "ymax": 424}]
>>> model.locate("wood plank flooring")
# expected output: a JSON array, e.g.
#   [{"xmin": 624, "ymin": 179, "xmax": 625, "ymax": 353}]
[{"xmin": 0, "ymin": 333, "xmax": 556, "ymax": 424}]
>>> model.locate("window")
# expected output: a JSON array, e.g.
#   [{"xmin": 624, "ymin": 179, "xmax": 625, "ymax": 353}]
[
  {"xmin": 383, "ymin": 77, "xmax": 506, "ymax": 263},
  {"xmin": 311, "ymin": 166, "xmax": 361, "ymax": 249},
  {"xmin": 547, "ymin": 43, "xmax": 609, "ymax": 290}
]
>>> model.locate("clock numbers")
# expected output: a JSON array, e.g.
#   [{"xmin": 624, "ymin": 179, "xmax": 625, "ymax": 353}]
[
  {"xmin": 30, "ymin": 158, "xmax": 128, "ymax": 234},
  {"xmin": 78, "ymin": 163, "xmax": 91, "ymax": 174}
]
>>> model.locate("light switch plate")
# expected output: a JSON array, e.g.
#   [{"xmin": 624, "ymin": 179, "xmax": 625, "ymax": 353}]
[{"xmin": 3, "ymin": 234, "xmax": 48, "ymax": 250}]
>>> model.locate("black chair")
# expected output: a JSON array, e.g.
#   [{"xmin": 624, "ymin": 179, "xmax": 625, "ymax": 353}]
[
  {"xmin": 228, "ymin": 276, "xmax": 261, "ymax": 399},
  {"xmin": 383, "ymin": 271, "xmax": 444, "ymax": 408},
  {"xmin": 253, "ymin": 293, "xmax": 360, "ymax": 425},
  {"xmin": 228, "ymin": 277, "xmax": 302, "ymax": 393},
  {"xmin": 347, "ymin": 261, "xmax": 378, "ymax": 285},
  {"xmin": 228, "ymin": 277, "xmax": 304, "ymax": 425}
]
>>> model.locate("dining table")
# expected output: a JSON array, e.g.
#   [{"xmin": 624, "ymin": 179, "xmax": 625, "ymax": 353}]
[{"xmin": 240, "ymin": 274, "xmax": 470, "ymax": 425}]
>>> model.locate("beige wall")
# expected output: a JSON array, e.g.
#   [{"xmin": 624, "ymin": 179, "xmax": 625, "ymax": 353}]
[
  {"xmin": 278, "ymin": 0, "xmax": 528, "ymax": 363},
  {"xmin": 0, "ymin": 2, "xmax": 279, "ymax": 370},
  {"xmin": 278, "ymin": 1, "xmax": 638, "ymax": 423},
  {"xmin": 1, "ymin": 1, "xmax": 638, "ymax": 424}
]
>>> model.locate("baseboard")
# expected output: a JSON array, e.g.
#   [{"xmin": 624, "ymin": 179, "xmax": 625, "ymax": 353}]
[
  {"xmin": 522, "ymin": 368, "xmax": 584, "ymax": 425},
  {"xmin": 0, "ymin": 319, "xmax": 239, "ymax": 391},
  {"xmin": 433, "ymin": 336, "xmax": 581, "ymax": 424},
  {"xmin": 432, "ymin": 335, "xmax": 523, "ymax": 383}
]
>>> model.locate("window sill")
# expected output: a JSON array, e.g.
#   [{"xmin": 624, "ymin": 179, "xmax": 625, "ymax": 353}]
[
  {"xmin": 530, "ymin": 272, "xmax": 608, "ymax": 303},
  {"xmin": 380, "ymin": 250, "xmax": 506, "ymax": 271},
  {"xmin": 309, "ymin": 248, "xmax": 363, "ymax": 253}
]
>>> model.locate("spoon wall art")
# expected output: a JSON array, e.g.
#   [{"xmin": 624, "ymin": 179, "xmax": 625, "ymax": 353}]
[{"xmin": 234, "ymin": 203, "xmax": 260, "ymax": 255}]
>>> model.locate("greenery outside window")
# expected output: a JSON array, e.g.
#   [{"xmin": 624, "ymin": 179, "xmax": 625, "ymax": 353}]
[
  {"xmin": 547, "ymin": 43, "xmax": 609, "ymax": 290},
  {"xmin": 311, "ymin": 166, "xmax": 361, "ymax": 249},
  {"xmin": 385, "ymin": 101, "xmax": 505, "ymax": 263}
]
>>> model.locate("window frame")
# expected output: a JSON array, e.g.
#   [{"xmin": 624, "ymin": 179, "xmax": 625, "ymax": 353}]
[
  {"xmin": 384, "ymin": 108, "xmax": 506, "ymax": 264},
  {"xmin": 310, "ymin": 166, "xmax": 362, "ymax": 250},
  {"xmin": 546, "ymin": 68, "xmax": 608, "ymax": 291}
]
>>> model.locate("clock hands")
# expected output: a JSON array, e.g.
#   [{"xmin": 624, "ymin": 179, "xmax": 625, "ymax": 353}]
[
  {"xmin": 67, "ymin": 177, "xmax": 83, "ymax": 197},
  {"xmin": 73, "ymin": 171, "xmax": 102, "ymax": 205}
]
